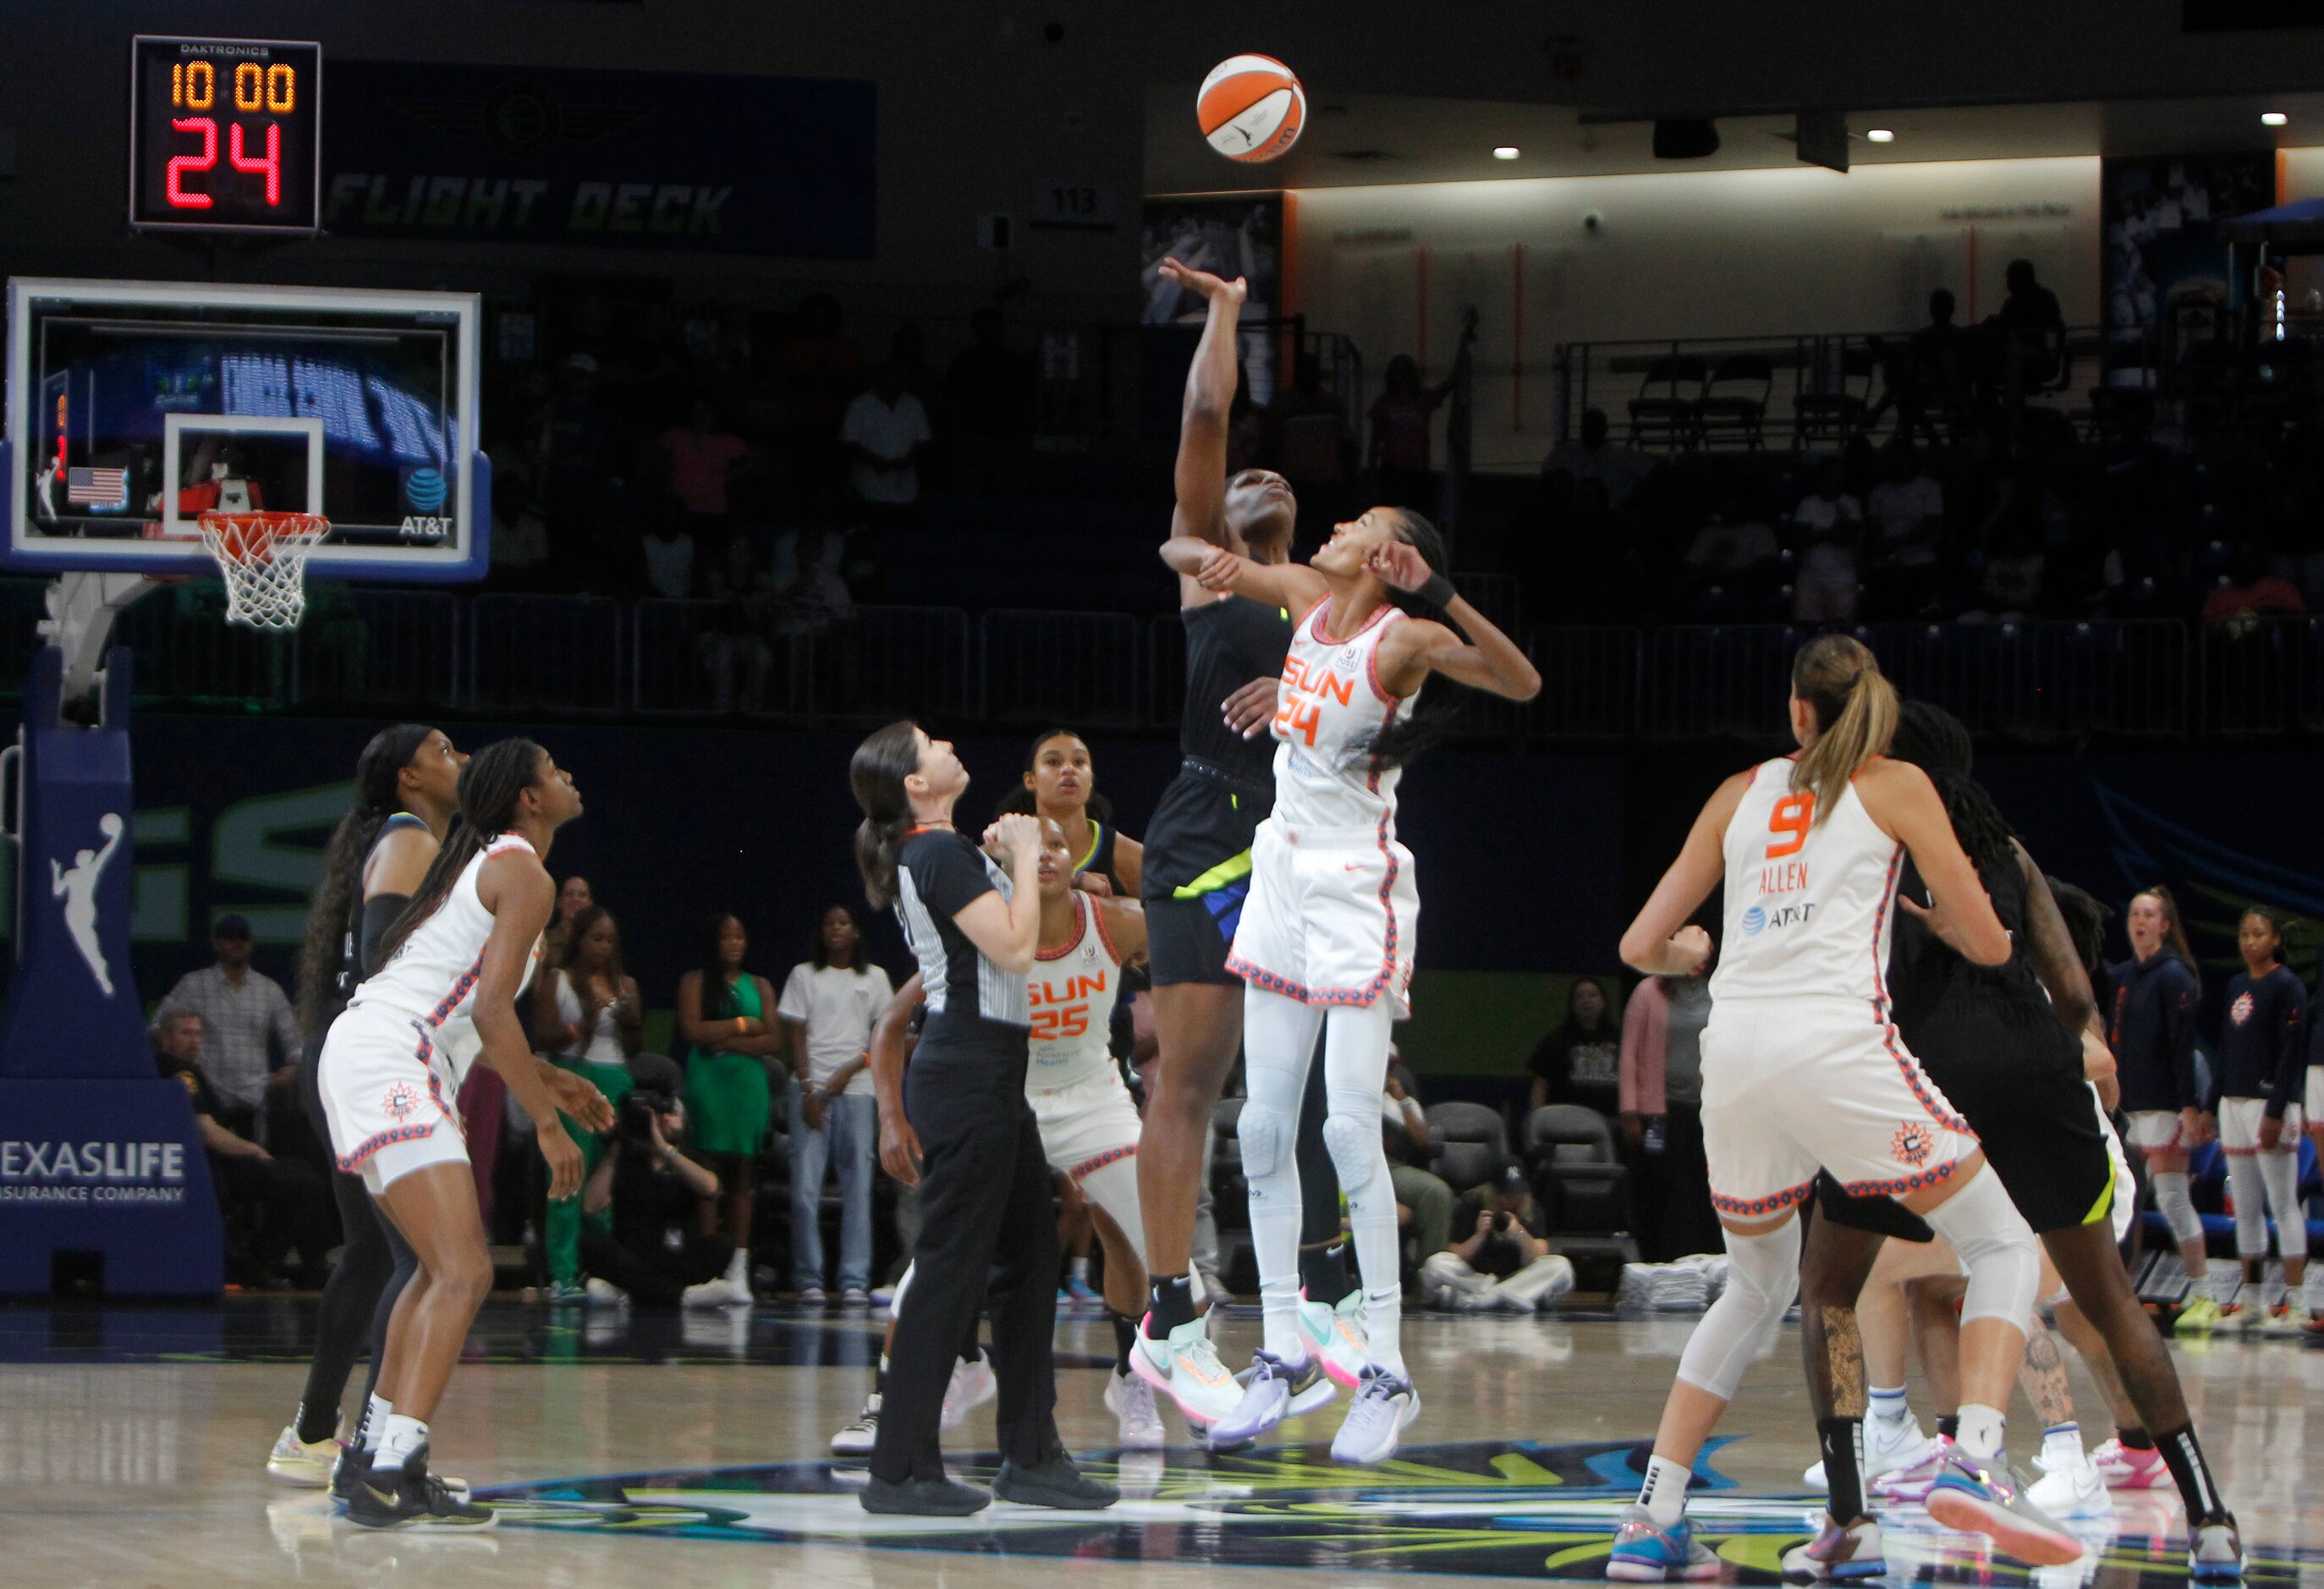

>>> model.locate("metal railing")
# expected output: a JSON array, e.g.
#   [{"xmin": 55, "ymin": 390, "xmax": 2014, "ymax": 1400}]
[{"xmin": 3, "ymin": 577, "xmax": 2321, "ymax": 743}]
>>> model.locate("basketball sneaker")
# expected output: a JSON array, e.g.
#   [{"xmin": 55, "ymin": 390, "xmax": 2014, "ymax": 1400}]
[
  {"xmin": 1105, "ymin": 1370, "xmax": 1166, "ymax": 1449},
  {"xmin": 2026, "ymin": 1450, "xmax": 2110, "ymax": 1520},
  {"xmin": 2261, "ymin": 1302, "xmax": 2310, "ymax": 1338},
  {"xmin": 2188, "ymin": 1516, "xmax": 2245, "ymax": 1583},
  {"xmin": 940, "ymin": 1355, "xmax": 997, "ymax": 1431},
  {"xmin": 1329, "ymin": 1366, "xmax": 1420, "ymax": 1465},
  {"xmin": 343, "ymin": 1447, "xmax": 494, "ymax": 1531},
  {"xmin": 585, "ymin": 1278, "xmax": 629, "ymax": 1306},
  {"xmin": 992, "ymin": 1447, "xmax": 1118, "ymax": 1510},
  {"xmin": 266, "ymin": 1420, "xmax": 341, "ymax": 1487},
  {"xmin": 1870, "ymin": 1438, "xmax": 1954, "ymax": 1504},
  {"xmin": 682, "ymin": 1277, "xmax": 751, "ymax": 1308},
  {"xmin": 1206, "ymin": 1349, "xmax": 1337, "ymax": 1449},
  {"xmin": 861, "ymin": 1474, "xmax": 990, "ymax": 1516},
  {"xmin": 1780, "ymin": 1514, "xmax": 1887, "ymax": 1581},
  {"xmin": 1606, "ymin": 1504, "xmax": 1719, "ymax": 1581},
  {"xmin": 1298, "ymin": 1289, "xmax": 1369, "ymax": 1389},
  {"xmin": 831, "ymin": 1393, "xmax": 881, "ymax": 1457},
  {"xmin": 1063, "ymin": 1273, "xmax": 1102, "ymax": 1311},
  {"xmin": 2175, "ymin": 1295, "xmax": 2226, "ymax": 1334},
  {"xmin": 332, "ymin": 1443, "xmax": 470, "ymax": 1505},
  {"xmin": 1131, "ymin": 1312, "xmax": 1243, "ymax": 1427},
  {"xmin": 1926, "ymin": 1452, "xmax": 2084, "ymax": 1566}
]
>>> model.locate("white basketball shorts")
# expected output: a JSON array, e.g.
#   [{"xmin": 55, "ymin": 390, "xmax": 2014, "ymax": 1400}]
[
  {"xmin": 2217, "ymin": 1094, "xmax": 2304, "ymax": 1156},
  {"xmin": 2123, "ymin": 1109, "xmax": 2187, "ymax": 1152},
  {"xmin": 1031, "ymin": 1066, "xmax": 1146, "ymax": 1264},
  {"xmin": 318, "ymin": 1004, "xmax": 470, "ymax": 1196},
  {"xmin": 1226, "ymin": 817, "xmax": 1419, "ymax": 1018},
  {"xmin": 1700, "ymin": 997, "xmax": 1978, "ymax": 1221}
]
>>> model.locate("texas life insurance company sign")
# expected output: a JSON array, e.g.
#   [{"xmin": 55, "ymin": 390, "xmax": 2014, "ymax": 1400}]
[{"xmin": 0, "ymin": 1138, "xmax": 193, "ymax": 1206}]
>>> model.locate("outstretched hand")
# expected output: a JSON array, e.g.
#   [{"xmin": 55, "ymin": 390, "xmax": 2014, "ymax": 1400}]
[
  {"xmin": 1159, "ymin": 258, "xmax": 1247, "ymax": 306},
  {"xmin": 1222, "ymin": 675, "xmax": 1280, "ymax": 739}
]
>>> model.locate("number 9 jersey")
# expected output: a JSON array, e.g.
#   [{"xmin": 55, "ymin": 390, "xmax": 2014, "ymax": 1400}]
[{"xmin": 1709, "ymin": 756, "xmax": 1907, "ymax": 1010}]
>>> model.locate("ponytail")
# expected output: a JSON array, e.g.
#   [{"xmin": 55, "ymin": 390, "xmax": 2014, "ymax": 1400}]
[
  {"xmin": 296, "ymin": 723, "xmax": 434, "ymax": 1031},
  {"xmin": 1789, "ymin": 634, "xmax": 1898, "ymax": 822},
  {"xmin": 374, "ymin": 738, "xmax": 546, "ymax": 965},
  {"xmin": 851, "ymin": 720, "xmax": 923, "ymax": 910}
]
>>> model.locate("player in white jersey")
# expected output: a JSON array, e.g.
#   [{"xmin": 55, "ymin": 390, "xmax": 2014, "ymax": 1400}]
[
  {"xmin": 1607, "ymin": 635, "xmax": 2070, "ymax": 1581},
  {"xmin": 832, "ymin": 818, "xmax": 1178, "ymax": 1453},
  {"xmin": 316, "ymin": 739, "xmax": 613, "ymax": 1530},
  {"xmin": 1167, "ymin": 506, "xmax": 1540, "ymax": 1464}
]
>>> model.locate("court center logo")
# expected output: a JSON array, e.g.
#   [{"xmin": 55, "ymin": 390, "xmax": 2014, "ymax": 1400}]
[{"xmin": 52, "ymin": 813, "xmax": 127, "ymax": 997}]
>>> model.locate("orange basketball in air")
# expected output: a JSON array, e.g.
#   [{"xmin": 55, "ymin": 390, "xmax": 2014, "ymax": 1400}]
[{"xmin": 1198, "ymin": 54, "xmax": 1305, "ymax": 163}]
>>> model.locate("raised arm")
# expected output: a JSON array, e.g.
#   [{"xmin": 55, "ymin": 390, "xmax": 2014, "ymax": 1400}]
[
  {"xmin": 1620, "ymin": 773, "xmax": 1746, "ymax": 975},
  {"xmin": 948, "ymin": 816, "xmax": 1047, "ymax": 976},
  {"xmin": 1371, "ymin": 543, "xmax": 1541, "ymax": 702},
  {"xmin": 1164, "ymin": 260, "xmax": 1250, "ymax": 553},
  {"xmin": 1854, "ymin": 759, "xmax": 2011, "ymax": 967},
  {"xmin": 1165, "ymin": 540, "xmax": 1328, "ymax": 614}
]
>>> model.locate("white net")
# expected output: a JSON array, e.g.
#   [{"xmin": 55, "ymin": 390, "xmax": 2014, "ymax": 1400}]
[{"xmin": 197, "ymin": 512, "xmax": 331, "ymax": 630}]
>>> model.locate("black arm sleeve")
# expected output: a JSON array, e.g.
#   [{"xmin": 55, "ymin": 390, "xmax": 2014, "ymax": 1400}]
[{"xmin": 359, "ymin": 892, "xmax": 412, "ymax": 978}]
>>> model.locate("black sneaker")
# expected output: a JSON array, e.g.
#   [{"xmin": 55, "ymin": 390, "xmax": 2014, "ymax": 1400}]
[
  {"xmin": 333, "ymin": 1442, "xmax": 471, "ymax": 1507},
  {"xmin": 344, "ymin": 1447, "xmax": 495, "ymax": 1530},
  {"xmin": 993, "ymin": 1449, "xmax": 1118, "ymax": 1510},
  {"xmin": 860, "ymin": 1473, "xmax": 992, "ymax": 1515}
]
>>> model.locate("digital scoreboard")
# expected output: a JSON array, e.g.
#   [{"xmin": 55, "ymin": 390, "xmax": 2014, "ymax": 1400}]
[{"xmin": 129, "ymin": 36, "xmax": 321, "ymax": 234}]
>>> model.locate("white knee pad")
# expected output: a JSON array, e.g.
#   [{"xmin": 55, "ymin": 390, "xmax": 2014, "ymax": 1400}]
[
  {"xmin": 1676, "ymin": 1218, "xmax": 1799, "ymax": 1401},
  {"xmin": 1239, "ymin": 1100, "xmax": 1294, "ymax": 1184},
  {"xmin": 1923, "ymin": 1167, "xmax": 2041, "ymax": 1329},
  {"xmin": 2151, "ymin": 1170, "xmax": 2205, "ymax": 1247},
  {"xmin": 1321, "ymin": 1111, "xmax": 1380, "ymax": 1195}
]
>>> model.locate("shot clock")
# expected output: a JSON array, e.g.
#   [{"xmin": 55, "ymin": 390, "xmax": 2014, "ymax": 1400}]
[{"xmin": 129, "ymin": 36, "xmax": 321, "ymax": 234}]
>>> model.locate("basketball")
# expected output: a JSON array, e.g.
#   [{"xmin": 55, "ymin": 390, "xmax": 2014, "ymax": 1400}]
[
  {"xmin": 1198, "ymin": 53, "xmax": 1305, "ymax": 162},
  {"xmin": 98, "ymin": 812, "xmax": 123, "ymax": 838}
]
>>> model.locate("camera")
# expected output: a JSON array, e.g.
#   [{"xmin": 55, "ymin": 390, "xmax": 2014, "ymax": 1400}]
[
  {"xmin": 619, "ymin": 1089, "xmax": 673, "ymax": 1145},
  {"xmin": 1493, "ymin": 1211, "xmax": 1514, "ymax": 1233}
]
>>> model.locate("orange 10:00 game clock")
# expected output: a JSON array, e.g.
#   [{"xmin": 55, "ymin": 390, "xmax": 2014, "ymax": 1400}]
[{"xmin": 129, "ymin": 36, "xmax": 321, "ymax": 234}]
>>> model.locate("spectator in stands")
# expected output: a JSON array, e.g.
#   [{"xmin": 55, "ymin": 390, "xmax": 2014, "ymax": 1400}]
[
  {"xmin": 778, "ymin": 905, "xmax": 894, "ymax": 1309},
  {"xmin": 1864, "ymin": 442, "xmax": 1947, "ymax": 616},
  {"xmin": 1893, "ymin": 288, "xmax": 1968, "ymax": 444},
  {"xmin": 1369, "ymin": 353, "xmax": 1453, "ymax": 511},
  {"xmin": 1528, "ymin": 976, "xmax": 1622, "ymax": 1117},
  {"xmin": 544, "ymin": 875, "xmax": 595, "ymax": 971},
  {"xmin": 842, "ymin": 359, "xmax": 934, "ymax": 531},
  {"xmin": 1618, "ymin": 959, "xmax": 1717, "ymax": 1261},
  {"xmin": 1541, "ymin": 409, "xmax": 1651, "ymax": 512},
  {"xmin": 1788, "ymin": 457, "xmax": 1863, "ymax": 624},
  {"xmin": 157, "ymin": 915, "xmax": 304, "ymax": 1152},
  {"xmin": 580, "ymin": 1091, "xmax": 745, "ymax": 1307},
  {"xmin": 697, "ymin": 534, "xmax": 777, "ymax": 713},
  {"xmin": 942, "ymin": 307, "xmax": 1035, "ymax": 496},
  {"xmin": 2200, "ymin": 545, "xmax": 2308, "ymax": 624},
  {"xmin": 659, "ymin": 395, "xmax": 755, "ymax": 557},
  {"xmin": 679, "ymin": 912, "xmax": 783, "ymax": 1301},
  {"xmin": 1420, "ymin": 1162, "xmax": 1575, "ymax": 1313},
  {"xmin": 533, "ymin": 904, "xmax": 641, "ymax": 1301},
  {"xmin": 1382, "ymin": 1053, "xmax": 1455, "ymax": 1273},
  {"xmin": 1682, "ymin": 484, "xmax": 1781, "ymax": 597},
  {"xmin": 640, "ymin": 503, "xmax": 698, "ymax": 599},
  {"xmin": 1986, "ymin": 258, "xmax": 2069, "ymax": 403},
  {"xmin": 156, "ymin": 1009, "xmax": 332, "ymax": 1289}
]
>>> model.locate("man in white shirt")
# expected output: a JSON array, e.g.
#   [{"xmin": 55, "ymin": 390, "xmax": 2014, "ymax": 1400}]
[
  {"xmin": 778, "ymin": 929, "xmax": 895, "ymax": 1306},
  {"xmin": 841, "ymin": 366, "xmax": 933, "ymax": 520},
  {"xmin": 1788, "ymin": 459, "xmax": 1863, "ymax": 624},
  {"xmin": 157, "ymin": 915, "xmax": 303, "ymax": 1146}
]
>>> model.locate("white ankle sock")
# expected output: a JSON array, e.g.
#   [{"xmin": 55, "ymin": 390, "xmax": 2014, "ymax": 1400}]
[
  {"xmin": 1867, "ymin": 1386, "xmax": 1910, "ymax": 1428},
  {"xmin": 373, "ymin": 1413, "xmax": 427, "ymax": 1474},
  {"xmin": 358, "ymin": 1394, "xmax": 393, "ymax": 1451},
  {"xmin": 1640, "ymin": 1454, "xmax": 1691, "ymax": 1528},
  {"xmin": 2042, "ymin": 1422, "xmax": 2085, "ymax": 1465},
  {"xmin": 1956, "ymin": 1403, "xmax": 2007, "ymax": 1465},
  {"xmin": 724, "ymin": 1249, "xmax": 749, "ymax": 1287}
]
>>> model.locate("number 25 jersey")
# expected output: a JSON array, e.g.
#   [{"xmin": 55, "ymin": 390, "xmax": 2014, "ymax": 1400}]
[{"xmin": 1708, "ymin": 756, "xmax": 1905, "ymax": 1009}]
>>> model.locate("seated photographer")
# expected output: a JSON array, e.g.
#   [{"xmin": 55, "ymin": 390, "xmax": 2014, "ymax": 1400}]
[
  {"xmin": 579, "ymin": 1091, "xmax": 744, "ymax": 1307},
  {"xmin": 1419, "ymin": 1162, "xmax": 1575, "ymax": 1314}
]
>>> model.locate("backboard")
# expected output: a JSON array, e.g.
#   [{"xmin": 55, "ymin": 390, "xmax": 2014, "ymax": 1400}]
[{"xmin": 4, "ymin": 278, "xmax": 487, "ymax": 580}]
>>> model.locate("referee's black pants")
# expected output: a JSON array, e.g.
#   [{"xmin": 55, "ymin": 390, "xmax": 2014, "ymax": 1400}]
[{"xmin": 871, "ymin": 1036, "xmax": 1061, "ymax": 1484}]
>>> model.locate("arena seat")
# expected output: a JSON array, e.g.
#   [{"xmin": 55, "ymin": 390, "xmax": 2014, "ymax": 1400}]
[
  {"xmin": 1425, "ymin": 1101, "xmax": 1508, "ymax": 1194},
  {"xmin": 1522, "ymin": 1105, "xmax": 1640, "ymax": 1273}
]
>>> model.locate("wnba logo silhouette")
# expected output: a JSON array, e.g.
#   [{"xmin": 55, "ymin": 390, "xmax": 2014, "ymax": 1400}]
[{"xmin": 51, "ymin": 813, "xmax": 125, "ymax": 998}]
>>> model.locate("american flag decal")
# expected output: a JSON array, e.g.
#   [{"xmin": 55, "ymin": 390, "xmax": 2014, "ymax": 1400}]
[{"xmin": 66, "ymin": 467, "xmax": 129, "ymax": 508}]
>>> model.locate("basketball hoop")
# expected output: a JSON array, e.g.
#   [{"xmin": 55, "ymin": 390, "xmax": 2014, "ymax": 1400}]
[{"xmin": 197, "ymin": 511, "xmax": 331, "ymax": 630}]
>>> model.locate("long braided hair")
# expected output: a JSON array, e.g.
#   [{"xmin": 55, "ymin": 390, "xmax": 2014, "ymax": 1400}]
[
  {"xmin": 1883, "ymin": 700, "xmax": 2017, "ymax": 883},
  {"xmin": 296, "ymin": 724, "xmax": 434, "ymax": 1031}
]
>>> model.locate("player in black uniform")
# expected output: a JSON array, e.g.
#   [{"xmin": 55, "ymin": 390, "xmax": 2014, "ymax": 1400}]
[
  {"xmin": 1791, "ymin": 705, "xmax": 2241, "ymax": 1585},
  {"xmin": 1129, "ymin": 258, "xmax": 1366, "ymax": 1426},
  {"xmin": 849, "ymin": 720, "xmax": 1117, "ymax": 1518}
]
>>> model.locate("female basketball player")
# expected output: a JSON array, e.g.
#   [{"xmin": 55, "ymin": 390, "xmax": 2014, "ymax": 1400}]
[
  {"xmin": 2107, "ymin": 887, "xmax": 2217, "ymax": 1325},
  {"xmin": 993, "ymin": 728, "xmax": 1144, "ymax": 896},
  {"xmin": 678, "ymin": 913, "xmax": 783, "ymax": 1301},
  {"xmin": 320, "ymin": 739, "xmax": 611, "ymax": 1528},
  {"xmin": 1134, "ymin": 257, "xmax": 1356, "ymax": 1428},
  {"xmin": 533, "ymin": 905, "xmax": 640, "ymax": 1300},
  {"xmin": 1175, "ymin": 503, "xmax": 1541, "ymax": 1464},
  {"xmin": 2210, "ymin": 908, "xmax": 2310, "ymax": 1333},
  {"xmin": 268, "ymin": 726, "xmax": 464, "ymax": 1490},
  {"xmin": 850, "ymin": 722, "xmax": 1116, "ymax": 1516},
  {"xmin": 1603, "ymin": 637, "xmax": 2064, "ymax": 1580},
  {"xmin": 832, "ymin": 816, "xmax": 1169, "ymax": 1455},
  {"xmin": 1788, "ymin": 703, "xmax": 2240, "ymax": 1582}
]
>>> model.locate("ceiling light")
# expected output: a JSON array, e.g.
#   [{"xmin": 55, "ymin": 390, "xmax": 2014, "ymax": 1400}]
[
  {"xmin": 1865, "ymin": 128, "xmax": 1896, "ymax": 144},
  {"xmin": 2261, "ymin": 112, "xmax": 2288, "ymax": 127},
  {"xmin": 1492, "ymin": 146, "xmax": 1520, "ymax": 160}
]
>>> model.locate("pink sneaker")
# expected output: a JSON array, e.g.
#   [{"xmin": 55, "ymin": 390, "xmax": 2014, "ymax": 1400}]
[
  {"xmin": 1871, "ymin": 1437, "xmax": 1953, "ymax": 1504},
  {"xmin": 2090, "ymin": 1437, "xmax": 2173, "ymax": 1491}
]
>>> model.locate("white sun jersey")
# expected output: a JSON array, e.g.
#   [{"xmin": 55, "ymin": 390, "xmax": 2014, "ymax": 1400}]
[
  {"xmin": 1267, "ymin": 598, "xmax": 1419, "ymax": 832},
  {"xmin": 347, "ymin": 833, "xmax": 546, "ymax": 1087},
  {"xmin": 1027, "ymin": 892, "xmax": 1128, "ymax": 1091},
  {"xmin": 1708, "ymin": 756, "xmax": 1904, "ymax": 1010}
]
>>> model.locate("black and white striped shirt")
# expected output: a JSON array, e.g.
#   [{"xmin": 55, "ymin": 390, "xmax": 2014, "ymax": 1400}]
[{"xmin": 895, "ymin": 828, "xmax": 1030, "ymax": 1036}]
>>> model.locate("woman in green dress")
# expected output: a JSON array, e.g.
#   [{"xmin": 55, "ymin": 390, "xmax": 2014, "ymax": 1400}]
[
  {"xmin": 679, "ymin": 912, "xmax": 783, "ymax": 1298},
  {"xmin": 530, "ymin": 905, "xmax": 640, "ymax": 1300}
]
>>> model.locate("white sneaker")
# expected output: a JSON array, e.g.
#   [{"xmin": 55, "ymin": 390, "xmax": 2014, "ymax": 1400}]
[
  {"xmin": 1329, "ymin": 1366, "xmax": 1420, "ymax": 1465},
  {"xmin": 1206, "ymin": 1350, "xmax": 1336, "ymax": 1449},
  {"xmin": 1130, "ymin": 1312, "xmax": 1243, "ymax": 1427},
  {"xmin": 940, "ymin": 1355, "xmax": 997, "ymax": 1431},
  {"xmin": 1802, "ymin": 1415, "xmax": 1931, "ymax": 1488},
  {"xmin": 585, "ymin": 1278, "xmax": 629, "ymax": 1306},
  {"xmin": 681, "ymin": 1277, "xmax": 751, "ymax": 1308},
  {"xmin": 1104, "ymin": 1371, "xmax": 1167, "ymax": 1449},
  {"xmin": 2027, "ymin": 1452, "xmax": 2111, "ymax": 1520},
  {"xmin": 831, "ymin": 1392, "xmax": 881, "ymax": 1456},
  {"xmin": 2261, "ymin": 1302, "xmax": 2311, "ymax": 1338},
  {"xmin": 266, "ymin": 1421, "xmax": 341, "ymax": 1487},
  {"xmin": 1297, "ymin": 1291, "xmax": 1369, "ymax": 1389}
]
